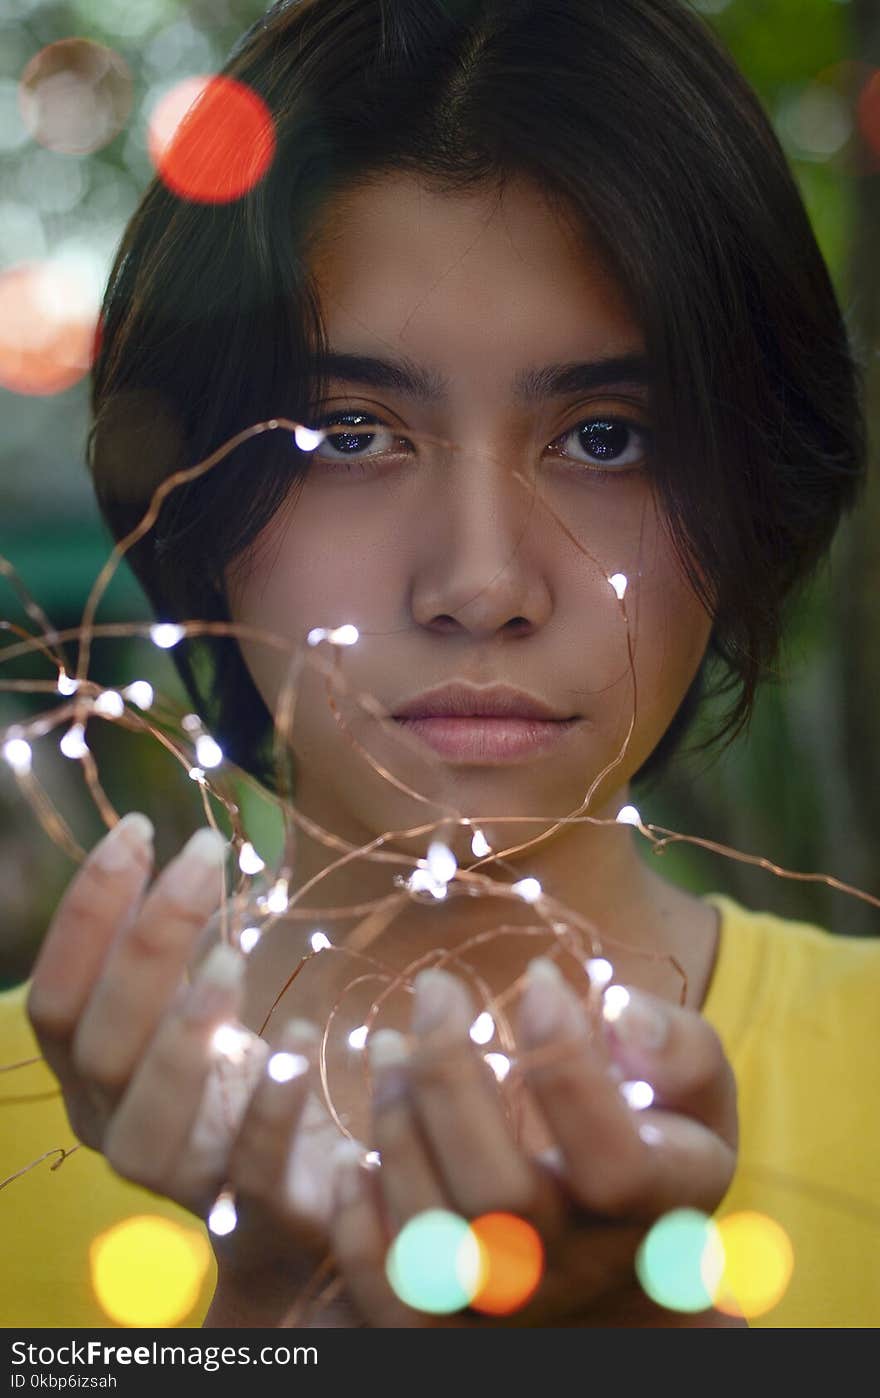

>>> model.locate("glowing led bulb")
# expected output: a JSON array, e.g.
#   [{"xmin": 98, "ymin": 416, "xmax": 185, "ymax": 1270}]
[
  {"xmin": 602, "ymin": 984, "xmax": 631, "ymax": 1023},
  {"xmin": 123, "ymin": 681, "xmax": 153, "ymax": 710},
  {"xmin": 267, "ymin": 1050, "xmax": 308, "ymax": 1082},
  {"xmin": 484, "ymin": 1053, "xmax": 511, "ymax": 1082},
  {"xmin": 609, "ymin": 573, "xmax": 628, "ymax": 600},
  {"xmin": 306, "ymin": 627, "xmax": 327, "ymax": 646},
  {"xmin": 329, "ymin": 624, "xmax": 359, "ymax": 646},
  {"xmin": 181, "ymin": 713, "xmax": 202, "ymax": 733},
  {"xmin": 60, "ymin": 722, "xmax": 89, "ymax": 759},
  {"xmin": 212, "ymin": 1023, "xmax": 252, "ymax": 1062},
  {"xmin": 470, "ymin": 828, "xmax": 491, "ymax": 857},
  {"xmin": 621, "ymin": 1079, "xmax": 655, "ymax": 1110},
  {"xmin": 93, "ymin": 690, "xmax": 124, "ymax": 717},
  {"xmin": 408, "ymin": 868, "xmax": 448, "ymax": 900},
  {"xmin": 616, "ymin": 805, "xmax": 642, "ymax": 827},
  {"xmin": 294, "ymin": 424, "xmax": 324, "ymax": 451},
  {"xmin": 2, "ymin": 738, "xmax": 32, "ymax": 774},
  {"xmin": 265, "ymin": 878, "xmax": 289, "ymax": 914},
  {"xmin": 238, "ymin": 842, "xmax": 265, "ymax": 875},
  {"xmin": 195, "ymin": 734, "xmax": 223, "ymax": 768},
  {"xmin": 348, "ymin": 1024, "xmax": 369, "ymax": 1050},
  {"xmin": 512, "ymin": 877, "xmax": 542, "ymax": 903},
  {"xmin": 585, "ymin": 957, "xmax": 614, "ymax": 990},
  {"xmin": 56, "ymin": 670, "xmax": 79, "ymax": 696},
  {"xmin": 149, "ymin": 622, "xmax": 184, "ymax": 649},
  {"xmin": 427, "ymin": 841, "xmax": 457, "ymax": 884},
  {"xmin": 365, "ymin": 1150, "xmax": 381, "ymax": 1167},
  {"xmin": 469, "ymin": 1012, "xmax": 495, "ymax": 1045},
  {"xmin": 310, "ymin": 931, "xmax": 332, "ymax": 952},
  {"xmin": 207, "ymin": 1191, "xmax": 237, "ymax": 1237},
  {"xmin": 239, "ymin": 926, "xmax": 261, "ymax": 954},
  {"xmin": 188, "ymin": 766, "xmax": 206, "ymax": 783}
]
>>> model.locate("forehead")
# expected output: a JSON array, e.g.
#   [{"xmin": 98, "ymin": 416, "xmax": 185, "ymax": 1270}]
[{"xmin": 304, "ymin": 172, "xmax": 642, "ymax": 382}]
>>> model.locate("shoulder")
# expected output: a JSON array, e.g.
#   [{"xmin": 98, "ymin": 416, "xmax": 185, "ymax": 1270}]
[{"xmin": 702, "ymin": 893, "xmax": 880, "ymax": 1055}]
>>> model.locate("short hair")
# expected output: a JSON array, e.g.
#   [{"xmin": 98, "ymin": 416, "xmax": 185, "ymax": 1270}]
[{"xmin": 88, "ymin": 0, "xmax": 867, "ymax": 794}]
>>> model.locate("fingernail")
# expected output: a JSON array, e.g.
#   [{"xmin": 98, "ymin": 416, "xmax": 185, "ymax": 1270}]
[
  {"xmin": 93, "ymin": 812, "xmax": 154, "ymax": 871},
  {"xmin": 603, "ymin": 986, "xmax": 668, "ymax": 1052},
  {"xmin": 163, "ymin": 827, "xmax": 228, "ymax": 903},
  {"xmin": 412, "ymin": 968, "xmax": 460, "ymax": 1034},
  {"xmin": 186, "ymin": 943, "xmax": 244, "ymax": 1021},
  {"xmin": 518, "ymin": 957, "xmax": 566, "ymax": 1044},
  {"xmin": 369, "ymin": 1028, "xmax": 409, "ymax": 1110}
]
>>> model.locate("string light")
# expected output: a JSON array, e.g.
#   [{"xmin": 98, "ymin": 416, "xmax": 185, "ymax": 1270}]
[
  {"xmin": 2, "ymin": 737, "xmax": 32, "ymax": 774},
  {"xmin": 512, "ymin": 877, "xmax": 542, "ymax": 903},
  {"xmin": 211, "ymin": 1023, "xmax": 252, "ymax": 1062},
  {"xmin": 602, "ymin": 985, "xmax": 631, "ymax": 1023},
  {"xmin": 207, "ymin": 1190, "xmax": 237, "ymax": 1237},
  {"xmin": 348, "ymin": 1024, "xmax": 369, "ymax": 1050},
  {"xmin": 585, "ymin": 957, "xmax": 614, "ymax": 990},
  {"xmin": 484, "ymin": 1053, "xmax": 511, "ymax": 1082},
  {"xmin": 609, "ymin": 572, "xmax": 628, "ymax": 600},
  {"xmin": 56, "ymin": 669, "xmax": 79, "ymax": 696},
  {"xmin": 59, "ymin": 722, "xmax": 88, "ymax": 759},
  {"xmin": 310, "ymin": 930, "xmax": 332, "ymax": 952},
  {"xmin": 238, "ymin": 841, "xmax": 265, "ymax": 875},
  {"xmin": 616, "ymin": 805, "xmax": 642, "ymax": 826},
  {"xmin": 470, "ymin": 827, "xmax": 491, "ymax": 857},
  {"xmin": 469, "ymin": 1012, "xmax": 495, "ymax": 1045},
  {"xmin": 239, "ymin": 926, "xmax": 261, "ymax": 954},
  {"xmin": 620, "ymin": 1079, "xmax": 654, "ymax": 1110},
  {"xmin": 195, "ymin": 734, "xmax": 223, "ymax": 768},
  {"xmin": 149, "ymin": 622, "xmax": 184, "ymax": 648},
  {"xmin": 123, "ymin": 680, "xmax": 153, "ymax": 710},
  {"xmin": 267, "ymin": 1050, "xmax": 308, "ymax": 1083},
  {"xmin": 188, "ymin": 766, "xmax": 206, "ymax": 784},
  {"xmin": 264, "ymin": 878, "xmax": 290, "ymax": 915},
  {"xmin": 93, "ymin": 689, "xmax": 124, "ymax": 717},
  {"xmin": 426, "ymin": 840, "xmax": 457, "ymax": 884}
]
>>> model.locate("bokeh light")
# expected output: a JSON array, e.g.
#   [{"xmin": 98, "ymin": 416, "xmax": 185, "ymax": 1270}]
[
  {"xmin": 712, "ymin": 1211, "xmax": 794, "ymax": 1319},
  {"xmin": 89, "ymin": 1214, "xmax": 211, "ymax": 1327},
  {"xmin": 385, "ymin": 1209, "xmax": 481, "ymax": 1315},
  {"xmin": 635, "ymin": 1208, "xmax": 724, "ymax": 1314},
  {"xmin": 0, "ymin": 258, "xmax": 101, "ymax": 396},
  {"xmin": 468, "ymin": 1213, "xmax": 544, "ymax": 1316},
  {"xmin": 18, "ymin": 39, "xmax": 133, "ymax": 156},
  {"xmin": 147, "ymin": 74, "xmax": 276, "ymax": 204}
]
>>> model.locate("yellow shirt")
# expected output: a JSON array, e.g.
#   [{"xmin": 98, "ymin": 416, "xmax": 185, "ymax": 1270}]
[{"xmin": 1, "ymin": 893, "xmax": 878, "ymax": 1327}]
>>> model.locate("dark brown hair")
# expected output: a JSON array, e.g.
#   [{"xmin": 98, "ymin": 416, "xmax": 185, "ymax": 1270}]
[{"xmin": 88, "ymin": 0, "xmax": 867, "ymax": 793}]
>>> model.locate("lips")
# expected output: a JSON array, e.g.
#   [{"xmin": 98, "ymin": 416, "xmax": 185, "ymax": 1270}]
[
  {"xmin": 392, "ymin": 715, "xmax": 581, "ymax": 763},
  {"xmin": 392, "ymin": 682, "xmax": 574, "ymax": 722}
]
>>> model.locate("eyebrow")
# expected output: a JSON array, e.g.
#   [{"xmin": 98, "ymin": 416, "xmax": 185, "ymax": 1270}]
[{"xmin": 311, "ymin": 349, "xmax": 651, "ymax": 404}]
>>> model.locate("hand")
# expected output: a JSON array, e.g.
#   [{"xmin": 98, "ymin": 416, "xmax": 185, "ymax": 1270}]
[
  {"xmin": 25, "ymin": 815, "xmax": 342, "ymax": 1315},
  {"xmin": 324, "ymin": 960, "xmax": 741, "ymax": 1327}
]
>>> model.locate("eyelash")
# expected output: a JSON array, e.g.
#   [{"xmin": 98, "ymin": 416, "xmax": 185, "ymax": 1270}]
[{"xmin": 306, "ymin": 410, "xmax": 652, "ymax": 479}]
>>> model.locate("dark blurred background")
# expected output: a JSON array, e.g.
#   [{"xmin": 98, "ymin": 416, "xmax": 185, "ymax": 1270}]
[{"xmin": 1, "ymin": 0, "xmax": 878, "ymax": 989}]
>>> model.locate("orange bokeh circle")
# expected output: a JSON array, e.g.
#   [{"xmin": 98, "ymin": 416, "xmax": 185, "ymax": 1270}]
[
  {"xmin": 468, "ymin": 1212, "xmax": 545, "ymax": 1317},
  {"xmin": 148, "ymin": 74, "xmax": 276, "ymax": 205},
  {"xmin": 0, "ymin": 261, "xmax": 99, "ymax": 397}
]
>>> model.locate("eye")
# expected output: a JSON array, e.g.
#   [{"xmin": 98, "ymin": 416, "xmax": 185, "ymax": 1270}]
[
  {"xmin": 551, "ymin": 416, "xmax": 651, "ymax": 472},
  {"xmin": 308, "ymin": 411, "xmax": 408, "ymax": 471}
]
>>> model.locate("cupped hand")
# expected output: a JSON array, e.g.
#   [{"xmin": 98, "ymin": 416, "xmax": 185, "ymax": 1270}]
[{"xmin": 325, "ymin": 959, "xmax": 741, "ymax": 1327}]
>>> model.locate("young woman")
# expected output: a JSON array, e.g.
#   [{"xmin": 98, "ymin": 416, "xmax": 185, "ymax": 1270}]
[{"xmin": 6, "ymin": 0, "xmax": 879, "ymax": 1328}]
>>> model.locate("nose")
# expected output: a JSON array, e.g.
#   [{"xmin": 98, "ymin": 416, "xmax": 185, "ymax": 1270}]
[{"xmin": 409, "ymin": 437, "xmax": 553, "ymax": 641}]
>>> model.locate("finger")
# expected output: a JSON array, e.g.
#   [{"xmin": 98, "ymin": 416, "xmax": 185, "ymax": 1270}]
[
  {"xmin": 27, "ymin": 813, "xmax": 156, "ymax": 1066},
  {"xmin": 329, "ymin": 1141, "xmax": 431, "ymax": 1329},
  {"xmin": 224, "ymin": 1020, "xmax": 326, "ymax": 1255},
  {"xmin": 367, "ymin": 1029, "xmax": 446, "ymax": 1234},
  {"xmin": 601, "ymin": 985, "xmax": 737, "ymax": 1147},
  {"xmin": 71, "ymin": 827, "xmax": 228, "ymax": 1098},
  {"xmin": 102, "ymin": 942, "xmax": 246, "ymax": 1206},
  {"xmin": 404, "ymin": 969, "xmax": 558, "ymax": 1228},
  {"xmin": 625, "ymin": 1108, "xmax": 737, "ymax": 1215},
  {"xmin": 517, "ymin": 957, "xmax": 654, "ymax": 1219}
]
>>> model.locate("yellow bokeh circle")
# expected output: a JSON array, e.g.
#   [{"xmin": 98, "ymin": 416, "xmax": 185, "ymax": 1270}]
[
  {"xmin": 90, "ymin": 1214, "xmax": 211, "ymax": 1327},
  {"xmin": 712, "ymin": 1211, "xmax": 794, "ymax": 1319}
]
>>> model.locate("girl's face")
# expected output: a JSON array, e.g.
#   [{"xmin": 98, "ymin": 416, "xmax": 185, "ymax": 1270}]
[{"xmin": 226, "ymin": 172, "xmax": 712, "ymax": 864}]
